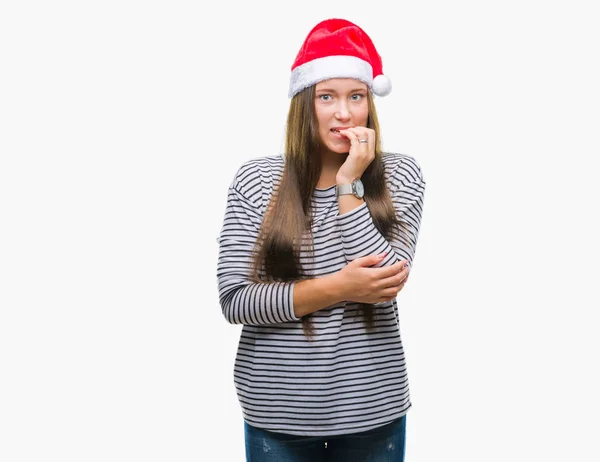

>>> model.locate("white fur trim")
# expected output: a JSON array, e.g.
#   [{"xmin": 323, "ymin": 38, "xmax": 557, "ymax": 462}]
[{"xmin": 288, "ymin": 55, "xmax": 373, "ymax": 98}]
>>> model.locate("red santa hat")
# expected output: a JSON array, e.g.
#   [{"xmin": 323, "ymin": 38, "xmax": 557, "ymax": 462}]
[{"xmin": 288, "ymin": 18, "xmax": 392, "ymax": 98}]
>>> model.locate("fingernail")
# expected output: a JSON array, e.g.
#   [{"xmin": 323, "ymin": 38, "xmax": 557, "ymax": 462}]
[{"xmin": 378, "ymin": 252, "xmax": 387, "ymax": 258}]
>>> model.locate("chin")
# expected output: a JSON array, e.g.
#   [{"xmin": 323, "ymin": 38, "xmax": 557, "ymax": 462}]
[{"xmin": 325, "ymin": 144, "xmax": 350, "ymax": 154}]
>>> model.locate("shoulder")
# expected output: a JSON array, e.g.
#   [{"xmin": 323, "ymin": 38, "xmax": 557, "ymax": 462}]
[
  {"xmin": 231, "ymin": 154, "xmax": 284, "ymax": 209},
  {"xmin": 381, "ymin": 152, "xmax": 425, "ymax": 191}
]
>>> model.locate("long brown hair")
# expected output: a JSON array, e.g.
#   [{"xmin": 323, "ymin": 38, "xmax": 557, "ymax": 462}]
[{"xmin": 249, "ymin": 84, "xmax": 406, "ymax": 338}]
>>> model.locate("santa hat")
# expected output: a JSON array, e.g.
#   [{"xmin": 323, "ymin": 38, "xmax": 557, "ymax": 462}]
[{"xmin": 288, "ymin": 18, "xmax": 392, "ymax": 99}]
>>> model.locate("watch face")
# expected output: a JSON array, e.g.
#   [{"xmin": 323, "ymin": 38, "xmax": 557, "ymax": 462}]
[{"xmin": 354, "ymin": 179, "xmax": 364, "ymax": 198}]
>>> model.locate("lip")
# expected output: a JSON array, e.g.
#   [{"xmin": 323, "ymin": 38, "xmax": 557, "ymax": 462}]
[
  {"xmin": 330, "ymin": 130, "xmax": 349, "ymax": 140},
  {"xmin": 330, "ymin": 126, "xmax": 353, "ymax": 140}
]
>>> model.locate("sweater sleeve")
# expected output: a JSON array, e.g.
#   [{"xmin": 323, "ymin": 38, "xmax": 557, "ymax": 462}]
[
  {"xmin": 216, "ymin": 168, "xmax": 300, "ymax": 325},
  {"xmin": 336, "ymin": 155, "xmax": 426, "ymax": 268}
]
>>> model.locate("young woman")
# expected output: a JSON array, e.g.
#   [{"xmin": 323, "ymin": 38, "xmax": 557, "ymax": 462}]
[{"xmin": 216, "ymin": 18, "xmax": 426, "ymax": 461}]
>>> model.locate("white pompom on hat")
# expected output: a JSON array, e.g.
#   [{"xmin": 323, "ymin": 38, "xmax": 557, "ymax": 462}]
[{"xmin": 288, "ymin": 18, "xmax": 392, "ymax": 98}]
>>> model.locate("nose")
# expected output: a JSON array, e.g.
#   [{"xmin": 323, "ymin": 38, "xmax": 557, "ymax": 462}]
[{"xmin": 334, "ymin": 100, "xmax": 351, "ymax": 121}]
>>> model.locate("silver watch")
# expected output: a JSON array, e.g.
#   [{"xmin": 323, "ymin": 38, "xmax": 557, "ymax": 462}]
[{"xmin": 336, "ymin": 178, "xmax": 364, "ymax": 199}]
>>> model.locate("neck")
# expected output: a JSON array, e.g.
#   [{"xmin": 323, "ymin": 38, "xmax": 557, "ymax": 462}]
[{"xmin": 318, "ymin": 150, "xmax": 347, "ymax": 188}]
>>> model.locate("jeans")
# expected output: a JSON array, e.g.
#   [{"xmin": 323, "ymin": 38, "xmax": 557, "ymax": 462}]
[{"xmin": 244, "ymin": 414, "xmax": 407, "ymax": 461}]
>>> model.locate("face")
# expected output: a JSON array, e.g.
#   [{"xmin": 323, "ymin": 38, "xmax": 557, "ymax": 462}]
[{"xmin": 314, "ymin": 78, "xmax": 369, "ymax": 155}]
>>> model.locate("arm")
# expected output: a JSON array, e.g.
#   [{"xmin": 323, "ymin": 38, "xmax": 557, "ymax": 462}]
[
  {"xmin": 217, "ymin": 175, "xmax": 345, "ymax": 325},
  {"xmin": 293, "ymin": 274, "xmax": 344, "ymax": 318},
  {"xmin": 336, "ymin": 156, "xmax": 426, "ymax": 268},
  {"xmin": 217, "ymin": 183, "xmax": 299, "ymax": 325}
]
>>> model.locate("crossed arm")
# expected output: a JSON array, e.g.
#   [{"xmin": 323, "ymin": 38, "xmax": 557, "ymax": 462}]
[{"xmin": 216, "ymin": 158, "xmax": 426, "ymax": 325}]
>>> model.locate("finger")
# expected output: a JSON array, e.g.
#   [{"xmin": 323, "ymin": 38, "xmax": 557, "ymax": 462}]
[
  {"xmin": 397, "ymin": 273, "xmax": 410, "ymax": 291},
  {"xmin": 339, "ymin": 129, "xmax": 359, "ymax": 146},
  {"xmin": 377, "ymin": 267, "xmax": 409, "ymax": 289},
  {"xmin": 347, "ymin": 127, "xmax": 375, "ymax": 149},
  {"xmin": 343, "ymin": 127, "xmax": 370, "ymax": 145},
  {"xmin": 356, "ymin": 253, "xmax": 388, "ymax": 267},
  {"xmin": 374, "ymin": 259, "xmax": 409, "ymax": 278},
  {"xmin": 390, "ymin": 279, "xmax": 408, "ymax": 298},
  {"xmin": 380, "ymin": 287, "xmax": 400, "ymax": 301}
]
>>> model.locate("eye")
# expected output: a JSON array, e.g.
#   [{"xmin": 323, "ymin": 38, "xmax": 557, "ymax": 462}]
[
  {"xmin": 318, "ymin": 94, "xmax": 332, "ymax": 101},
  {"xmin": 351, "ymin": 94, "xmax": 365, "ymax": 101}
]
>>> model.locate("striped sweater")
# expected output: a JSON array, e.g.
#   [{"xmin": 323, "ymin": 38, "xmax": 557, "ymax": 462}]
[{"xmin": 216, "ymin": 152, "xmax": 426, "ymax": 436}]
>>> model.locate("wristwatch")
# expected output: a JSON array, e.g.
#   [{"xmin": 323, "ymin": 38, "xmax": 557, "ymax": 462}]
[{"xmin": 336, "ymin": 178, "xmax": 364, "ymax": 199}]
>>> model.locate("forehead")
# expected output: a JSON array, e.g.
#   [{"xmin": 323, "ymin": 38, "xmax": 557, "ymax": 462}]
[{"xmin": 315, "ymin": 78, "xmax": 368, "ymax": 92}]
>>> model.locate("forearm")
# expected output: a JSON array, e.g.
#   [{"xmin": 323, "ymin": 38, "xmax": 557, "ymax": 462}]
[
  {"xmin": 293, "ymin": 273, "xmax": 344, "ymax": 318},
  {"xmin": 337, "ymin": 193, "xmax": 365, "ymax": 215},
  {"xmin": 220, "ymin": 279, "xmax": 299, "ymax": 325},
  {"xmin": 337, "ymin": 201, "xmax": 406, "ymax": 266},
  {"xmin": 337, "ymin": 196, "xmax": 399, "ymax": 266},
  {"xmin": 337, "ymin": 183, "xmax": 424, "ymax": 268}
]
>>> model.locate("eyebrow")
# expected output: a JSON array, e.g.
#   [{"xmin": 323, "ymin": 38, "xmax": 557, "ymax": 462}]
[{"xmin": 315, "ymin": 88, "xmax": 368, "ymax": 93}]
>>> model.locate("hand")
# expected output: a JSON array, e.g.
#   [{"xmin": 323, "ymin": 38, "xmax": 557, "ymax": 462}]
[
  {"xmin": 335, "ymin": 126, "xmax": 376, "ymax": 183},
  {"xmin": 336, "ymin": 254, "xmax": 410, "ymax": 304}
]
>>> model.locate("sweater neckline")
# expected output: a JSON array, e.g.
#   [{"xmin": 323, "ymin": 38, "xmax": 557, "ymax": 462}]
[{"xmin": 313, "ymin": 184, "xmax": 337, "ymax": 198}]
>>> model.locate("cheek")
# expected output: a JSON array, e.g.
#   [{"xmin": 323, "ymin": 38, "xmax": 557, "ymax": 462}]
[
  {"xmin": 316, "ymin": 114, "xmax": 331, "ymax": 135},
  {"xmin": 357, "ymin": 105, "xmax": 369, "ymax": 124},
  {"xmin": 315, "ymin": 108, "xmax": 330, "ymax": 125}
]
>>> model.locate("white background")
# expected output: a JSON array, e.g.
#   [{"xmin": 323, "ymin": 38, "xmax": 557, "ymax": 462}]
[{"xmin": 1, "ymin": 1, "xmax": 599, "ymax": 461}]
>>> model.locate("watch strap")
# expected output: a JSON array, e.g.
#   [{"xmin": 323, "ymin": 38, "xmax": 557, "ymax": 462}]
[{"xmin": 336, "ymin": 183, "xmax": 354, "ymax": 196}]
